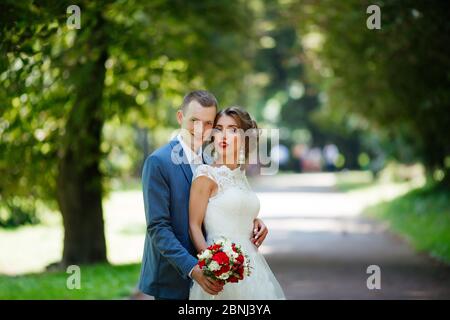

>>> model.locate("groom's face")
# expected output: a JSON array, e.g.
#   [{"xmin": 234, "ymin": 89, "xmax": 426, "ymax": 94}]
[{"xmin": 177, "ymin": 100, "xmax": 217, "ymax": 148}]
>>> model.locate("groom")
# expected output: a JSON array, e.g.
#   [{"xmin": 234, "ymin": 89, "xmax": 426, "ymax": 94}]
[{"xmin": 138, "ymin": 90, "xmax": 269, "ymax": 300}]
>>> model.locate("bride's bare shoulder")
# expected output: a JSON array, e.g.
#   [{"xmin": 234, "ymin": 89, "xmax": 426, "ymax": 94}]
[
  {"xmin": 192, "ymin": 165, "xmax": 217, "ymax": 186},
  {"xmin": 191, "ymin": 167, "xmax": 218, "ymax": 197}
]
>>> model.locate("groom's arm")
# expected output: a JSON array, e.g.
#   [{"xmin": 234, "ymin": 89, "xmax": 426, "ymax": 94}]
[{"xmin": 143, "ymin": 155, "xmax": 197, "ymax": 279}]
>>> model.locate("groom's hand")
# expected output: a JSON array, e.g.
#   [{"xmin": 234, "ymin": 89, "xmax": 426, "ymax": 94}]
[
  {"xmin": 191, "ymin": 265, "xmax": 223, "ymax": 295},
  {"xmin": 252, "ymin": 218, "xmax": 268, "ymax": 247}
]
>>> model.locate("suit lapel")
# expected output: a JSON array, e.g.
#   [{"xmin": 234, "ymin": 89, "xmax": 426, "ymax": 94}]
[{"xmin": 169, "ymin": 138, "xmax": 193, "ymax": 184}]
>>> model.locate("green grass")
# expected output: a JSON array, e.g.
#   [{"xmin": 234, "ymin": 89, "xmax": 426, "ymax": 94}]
[
  {"xmin": 0, "ymin": 189, "xmax": 146, "ymax": 275},
  {"xmin": 334, "ymin": 170, "xmax": 375, "ymax": 192},
  {"xmin": 0, "ymin": 263, "xmax": 141, "ymax": 300},
  {"xmin": 0, "ymin": 189, "xmax": 146, "ymax": 299},
  {"xmin": 365, "ymin": 183, "xmax": 450, "ymax": 264}
]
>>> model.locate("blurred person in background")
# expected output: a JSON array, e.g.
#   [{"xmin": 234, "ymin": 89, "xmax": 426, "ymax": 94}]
[{"xmin": 323, "ymin": 143, "xmax": 339, "ymax": 172}]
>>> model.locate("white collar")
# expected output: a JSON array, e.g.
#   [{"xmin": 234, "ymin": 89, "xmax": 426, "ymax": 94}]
[{"xmin": 177, "ymin": 134, "xmax": 203, "ymax": 165}]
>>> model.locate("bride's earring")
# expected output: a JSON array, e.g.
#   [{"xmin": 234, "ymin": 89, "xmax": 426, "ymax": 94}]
[{"xmin": 238, "ymin": 147, "xmax": 245, "ymax": 165}]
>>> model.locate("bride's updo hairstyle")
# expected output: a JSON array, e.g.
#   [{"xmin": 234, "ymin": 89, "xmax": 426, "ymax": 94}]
[{"xmin": 213, "ymin": 106, "xmax": 260, "ymax": 162}]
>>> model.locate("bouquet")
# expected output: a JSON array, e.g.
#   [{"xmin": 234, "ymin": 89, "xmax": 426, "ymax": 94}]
[{"xmin": 197, "ymin": 237, "xmax": 251, "ymax": 284}]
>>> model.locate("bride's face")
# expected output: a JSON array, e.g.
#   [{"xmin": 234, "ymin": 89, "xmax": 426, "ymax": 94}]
[{"xmin": 212, "ymin": 115, "xmax": 242, "ymax": 163}]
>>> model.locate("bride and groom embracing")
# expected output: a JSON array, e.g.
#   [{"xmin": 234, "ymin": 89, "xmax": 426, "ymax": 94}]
[{"xmin": 138, "ymin": 90, "xmax": 285, "ymax": 300}]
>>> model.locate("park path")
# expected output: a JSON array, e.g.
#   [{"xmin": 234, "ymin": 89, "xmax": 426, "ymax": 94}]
[{"xmin": 252, "ymin": 173, "xmax": 450, "ymax": 299}]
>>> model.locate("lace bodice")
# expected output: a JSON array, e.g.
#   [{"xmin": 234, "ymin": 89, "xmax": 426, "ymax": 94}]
[
  {"xmin": 192, "ymin": 164, "xmax": 260, "ymax": 240},
  {"xmin": 194, "ymin": 164, "xmax": 252, "ymax": 195},
  {"xmin": 190, "ymin": 164, "xmax": 286, "ymax": 300}
]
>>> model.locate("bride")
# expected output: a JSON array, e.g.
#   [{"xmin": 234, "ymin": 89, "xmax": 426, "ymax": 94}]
[{"xmin": 188, "ymin": 106, "xmax": 286, "ymax": 300}]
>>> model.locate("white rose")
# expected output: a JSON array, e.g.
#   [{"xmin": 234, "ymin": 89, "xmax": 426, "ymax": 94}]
[
  {"xmin": 209, "ymin": 260, "xmax": 220, "ymax": 271},
  {"xmin": 198, "ymin": 249, "xmax": 211, "ymax": 260},
  {"xmin": 218, "ymin": 273, "xmax": 230, "ymax": 280}
]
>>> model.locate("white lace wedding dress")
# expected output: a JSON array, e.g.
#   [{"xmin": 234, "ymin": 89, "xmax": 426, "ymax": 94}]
[{"xmin": 189, "ymin": 164, "xmax": 286, "ymax": 300}]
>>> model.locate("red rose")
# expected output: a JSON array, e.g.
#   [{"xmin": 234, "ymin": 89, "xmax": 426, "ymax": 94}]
[
  {"xmin": 221, "ymin": 264, "xmax": 230, "ymax": 273},
  {"xmin": 228, "ymin": 275, "xmax": 239, "ymax": 283},
  {"xmin": 236, "ymin": 254, "xmax": 244, "ymax": 264},
  {"xmin": 214, "ymin": 264, "xmax": 230, "ymax": 277},
  {"xmin": 212, "ymin": 251, "xmax": 229, "ymax": 265},
  {"xmin": 209, "ymin": 244, "xmax": 222, "ymax": 251},
  {"xmin": 198, "ymin": 260, "xmax": 206, "ymax": 269},
  {"xmin": 237, "ymin": 266, "xmax": 244, "ymax": 277}
]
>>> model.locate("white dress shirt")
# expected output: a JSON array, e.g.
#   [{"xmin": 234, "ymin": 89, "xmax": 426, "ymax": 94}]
[
  {"xmin": 177, "ymin": 134, "xmax": 203, "ymax": 279},
  {"xmin": 177, "ymin": 134, "xmax": 203, "ymax": 173}
]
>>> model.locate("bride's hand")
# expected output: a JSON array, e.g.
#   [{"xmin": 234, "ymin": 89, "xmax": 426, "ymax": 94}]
[
  {"xmin": 251, "ymin": 218, "xmax": 268, "ymax": 247},
  {"xmin": 191, "ymin": 265, "xmax": 223, "ymax": 295}
]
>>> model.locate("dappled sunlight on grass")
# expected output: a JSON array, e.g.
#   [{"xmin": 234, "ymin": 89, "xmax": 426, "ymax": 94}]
[
  {"xmin": 0, "ymin": 224, "xmax": 63, "ymax": 275},
  {"xmin": 1, "ymin": 190, "xmax": 146, "ymax": 276},
  {"xmin": 0, "ymin": 263, "xmax": 140, "ymax": 300},
  {"xmin": 366, "ymin": 184, "xmax": 450, "ymax": 264},
  {"xmin": 334, "ymin": 170, "xmax": 374, "ymax": 192},
  {"xmin": 103, "ymin": 190, "xmax": 146, "ymax": 265},
  {"xmin": 0, "ymin": 170, "xmax": 448, "ymax": 299},
  {"xmin": 1, "ymin": 171, "xmax": 424, "ymax": 276}
]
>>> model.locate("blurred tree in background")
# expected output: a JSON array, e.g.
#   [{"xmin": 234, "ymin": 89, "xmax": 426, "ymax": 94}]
[
  {"xmin": 292, "ymin": 0, "xmax": 450, "ymax": 184},
  {"xmin": 1, "ymin": 0, "xmax": 449, "ymax": 268},
  {"xmin": 0, "ymin": 0, "xmax": 255, "ymax": 266},
  {"xmin": 246, "ymin": 0, "xmax": 371, "ymax": 172}
]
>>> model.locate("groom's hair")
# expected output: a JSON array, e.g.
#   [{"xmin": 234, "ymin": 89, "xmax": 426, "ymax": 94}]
[{"xmin": 181, "ymin": 90, "xmax": 218, "ymax": 113}]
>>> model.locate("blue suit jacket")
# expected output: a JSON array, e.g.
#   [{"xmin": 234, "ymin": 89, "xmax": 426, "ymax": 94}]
[{"xmin": 138, "ymin": 138, "xmax": 200, "ymax": 299}]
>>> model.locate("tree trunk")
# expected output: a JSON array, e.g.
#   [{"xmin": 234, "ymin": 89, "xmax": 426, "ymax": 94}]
[{"xmin": 56, "ymin": 12, "xmax": 108, "ymax": 266}]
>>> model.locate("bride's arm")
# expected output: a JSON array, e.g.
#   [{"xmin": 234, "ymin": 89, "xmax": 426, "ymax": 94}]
[{"xmin": 189, "ymin": 176, "xmax": 217, "ymax": 254}]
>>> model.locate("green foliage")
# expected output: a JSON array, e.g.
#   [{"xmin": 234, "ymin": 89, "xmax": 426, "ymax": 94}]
[
  {"xmin": 1, "ymin": 0, "xmax": 449, "ymax": 234},
  {"xmin": 294, "ymin": 0, "xmax": 450, "ymax": 181},
  {"xmin": 242, "ymin": 1, "xmax": 375, "ymax": 171},
  {"xmin": 366, "ymin": 183, "xmax": 450, "ymax": 264},
  {"xmin": 0, "ymin": 197, "xmax": 39, "ymax": 228},
  {"xmin": 0, "ymin": 0, "xmax": 256, "ymax": 223}
]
